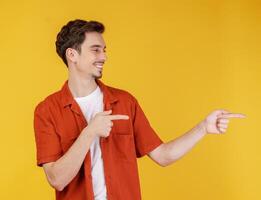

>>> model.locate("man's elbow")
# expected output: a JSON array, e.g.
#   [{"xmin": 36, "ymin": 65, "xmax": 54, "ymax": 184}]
[
  {"xmin": 44, "ymin": 164, "xmax": 66, "ymax": 191},
  {"xmin": 158, "ymin": 149, "xmax": 180, "ymax": 167},
  {"xmin": 161, "ymin": 161, "xmax": 170, "ymax": 167},
  {"xmin": 159, "ymin": 157, "xmax": 181, "ymax": 167},
  {"xmin": 50, "ymin": 179, "xmax": 65, "ymax": 191},
  {"xmin": 157, "ymin": 151, "xmax": 181, "ymax": 167},
  {"xmin": 149, "ymin": 144, "xmax": 179, "ymax": 167},
  {"xmin": 46, "ymin": 173, "xmax": 65, "ymax": 191},
  {"xmin": 158, "ymin": 158, "xmax": 172, "ymax": 167},
  {"xmin": 153, "ymin": 155, "xmax": 171, "ymax": 167}
]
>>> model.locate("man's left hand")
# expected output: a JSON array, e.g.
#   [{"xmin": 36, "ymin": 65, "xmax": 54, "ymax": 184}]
[{"xmin": 203, "ymin": 109, "xmax": 246, "ymax": 134}]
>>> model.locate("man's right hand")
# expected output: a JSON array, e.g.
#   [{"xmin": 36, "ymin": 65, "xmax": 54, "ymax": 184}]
[{"xmin": 86, "ymin": 109, "xmax": 129, "ymax": 137}]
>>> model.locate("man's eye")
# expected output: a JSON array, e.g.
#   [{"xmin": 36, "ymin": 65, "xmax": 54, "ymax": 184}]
[{"xmin": 92, "ymin": 49, "xmax": 106, "ymax": 53}]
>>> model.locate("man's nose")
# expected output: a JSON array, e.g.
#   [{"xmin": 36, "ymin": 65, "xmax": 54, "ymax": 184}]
[{"xmin": 100, "ymin": 51, "xmax": 107, "ymax": 61}]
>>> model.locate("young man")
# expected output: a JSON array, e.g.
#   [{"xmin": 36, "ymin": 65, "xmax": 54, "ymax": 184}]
[{"xmin": 33, "ymin": 19, "xmax": 245, "ymax": 200}]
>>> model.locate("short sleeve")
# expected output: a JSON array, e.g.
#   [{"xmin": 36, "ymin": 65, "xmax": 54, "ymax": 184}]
[
  {"xmin": 34, "ymin": 101, "xmax": 62, "ymax": 166},
  {"xmin": 132, "ymin": 98, "xmax": 163, "ymax": 158}
]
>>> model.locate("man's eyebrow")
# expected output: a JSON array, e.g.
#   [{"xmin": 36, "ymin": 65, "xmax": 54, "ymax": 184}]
[{"xmin": 90, "ymin": 45, "xmax": 106, "ymax": 49}]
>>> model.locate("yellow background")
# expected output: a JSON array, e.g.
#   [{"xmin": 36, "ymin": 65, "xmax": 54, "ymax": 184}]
[{"xmin": 0, "ymin": 0, "xmax": 260, "ymax": 199}]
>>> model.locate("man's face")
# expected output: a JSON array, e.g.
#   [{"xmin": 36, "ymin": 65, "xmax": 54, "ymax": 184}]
[{"xmin": 69, "ymin": 32, "xmax": 107, "ymax": 79}]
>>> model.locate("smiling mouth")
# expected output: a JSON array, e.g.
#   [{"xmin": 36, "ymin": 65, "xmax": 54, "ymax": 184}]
[
  {"xmin": 94, "ymin": 62, "xmax": 104, "ymax": 69},
  {"xmin": 95, "ymin": 65, "xmax": 103, "ymax": 69}
]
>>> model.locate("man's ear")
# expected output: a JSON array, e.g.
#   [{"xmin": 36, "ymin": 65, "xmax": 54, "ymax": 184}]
[{"xmin": 65, "ymin": 48, "xmax": 78, "ymax": 64}]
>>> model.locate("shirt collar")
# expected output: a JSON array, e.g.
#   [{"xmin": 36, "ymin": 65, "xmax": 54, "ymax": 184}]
[{"xmin": 61, "ymin": 79, "xmax": 118, "ymax": 108}]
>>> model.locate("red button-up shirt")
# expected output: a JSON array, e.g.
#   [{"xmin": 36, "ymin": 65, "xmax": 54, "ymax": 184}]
[{"xmin": 34, "ymin": 79, "xmax": 163, "ymax": 200}]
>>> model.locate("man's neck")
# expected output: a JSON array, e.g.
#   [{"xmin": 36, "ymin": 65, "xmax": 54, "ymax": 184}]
[{"xmin": 68, "ymin": 75, "xmax": 98, "ymax": 98}]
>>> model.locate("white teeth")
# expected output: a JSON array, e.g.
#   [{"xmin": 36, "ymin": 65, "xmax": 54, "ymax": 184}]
[
  {"xmin": 94, "ymin": 63, "xmax": 104, "ymax": 68},
  {"xmin": 96, "ymin": 65, "xmax": 103, "ymax": 68}
]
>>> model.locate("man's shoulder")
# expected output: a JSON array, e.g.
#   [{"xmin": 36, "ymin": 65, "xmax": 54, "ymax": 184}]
[
  {"xmin": 106, "ymin": 85, "xmax": 138, "ymax": 103},
  {"xmin": 34, "ymin": 89, "xmax": 62, "ymax": 114}
]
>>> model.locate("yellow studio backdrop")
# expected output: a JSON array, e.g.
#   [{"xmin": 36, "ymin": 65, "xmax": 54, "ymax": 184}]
[{"xmin": 0, "ymin": 0, "xmax": 260, "ymax": 199}]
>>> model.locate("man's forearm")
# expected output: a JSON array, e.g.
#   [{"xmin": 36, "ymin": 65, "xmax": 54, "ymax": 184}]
[
  {"xmin": 162, "ymin": 121, "xmax": 207, "ymax": 166},
  {"xmin": 46, "ymin": 127, "xmax": 95, "ymax": 191}
]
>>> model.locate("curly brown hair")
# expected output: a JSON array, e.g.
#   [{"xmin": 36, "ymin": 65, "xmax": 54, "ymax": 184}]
[{"xmin": 55, "ymin": 19, "xmax": 105, "ymax": 66}]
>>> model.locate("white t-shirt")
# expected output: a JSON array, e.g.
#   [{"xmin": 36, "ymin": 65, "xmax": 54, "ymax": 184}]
[{"xmin": 74, "ymin": 86, "xmax": 107, "ymax": 200}]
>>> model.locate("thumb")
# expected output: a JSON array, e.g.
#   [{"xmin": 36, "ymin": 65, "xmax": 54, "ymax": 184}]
[
  {"xmin": 102, "ymin": 109, "xmax": 112, "ymax": 115},
  {"xmin": 217, "ymin": 109, "xmax": 230, "ymax": 117}
]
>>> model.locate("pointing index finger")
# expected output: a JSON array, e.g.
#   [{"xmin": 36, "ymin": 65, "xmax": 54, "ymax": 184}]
[
  {"xmin": 219, "ymin": 113, "xmax": 246, "ymax": 119},
  {"xmin": 109, "ymin": 114, "xmax": 129, "ymax": 120}
]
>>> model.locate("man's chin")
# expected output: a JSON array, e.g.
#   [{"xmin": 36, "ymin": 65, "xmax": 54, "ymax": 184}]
[{"xmin": 92, "ymin": 73, "xmax": 102, "ymax": 79}]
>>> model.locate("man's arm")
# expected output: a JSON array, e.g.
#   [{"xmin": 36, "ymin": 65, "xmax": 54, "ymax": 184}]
[
  {"xmin": 148, "ymin": 121, "xmax": 206, "ymax": 166},
  {"xmin": 43, "ymin": 126, "xmax": 95, "ymax": 191},
  {"xmin": 42, "ymin": 110, "xmax": 129, "ymax": 191},
  {"xmin": 148, "ymin": 109, "xmax": 246, "ymax": 167}
]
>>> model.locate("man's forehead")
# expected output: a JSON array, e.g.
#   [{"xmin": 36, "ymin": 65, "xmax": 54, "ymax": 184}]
[{"xmin": 84, "ymin": 32, "xmax": 106, "ymax": 47}]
